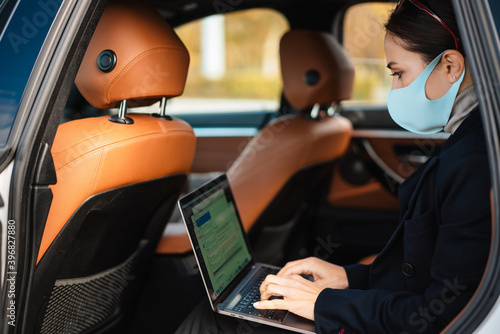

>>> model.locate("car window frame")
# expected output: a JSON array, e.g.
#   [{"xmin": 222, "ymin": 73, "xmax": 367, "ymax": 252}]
[
  {"xmin": 0, "ymin": 0, "xmax": 106, "ymax": 332},
  {"xmin": 442, "ymin": 0, "xmax": 500, "ymax": 332},
  {"xmin": 0, "ymin": 0, "xmax": 66, "ymax": 169}
]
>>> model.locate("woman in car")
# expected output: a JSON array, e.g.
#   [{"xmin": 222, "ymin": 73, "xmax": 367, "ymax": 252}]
[{"xmin": 177, "ymin": 1, "xmax": 491, "ymax": 333}]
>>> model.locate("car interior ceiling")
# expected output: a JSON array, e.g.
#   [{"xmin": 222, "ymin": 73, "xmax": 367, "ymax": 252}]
[
  {"xmin": 55, "ymin": 1, "xmax": 404, "ymax": 333},
  {"xmin": 149, "ymin": 0, "xmax": 347, "ymax": 29}
]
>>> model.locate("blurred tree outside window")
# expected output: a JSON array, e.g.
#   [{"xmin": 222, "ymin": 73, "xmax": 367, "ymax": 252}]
[
  {"xmin": 165, "ymin": 9, "xmax": 289, "ymax": 114},
  {"xmin": 343, "ymin": 3, "xmax": 395, "ymax": 106}
]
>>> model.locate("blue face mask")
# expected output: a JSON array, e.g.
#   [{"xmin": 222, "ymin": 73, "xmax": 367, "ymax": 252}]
[{"xmin": 387, "ymin": 52, "xmax": 465, "ymax": 135}]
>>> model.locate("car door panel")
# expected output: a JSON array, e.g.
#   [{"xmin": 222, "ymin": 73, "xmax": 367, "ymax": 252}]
[
  {"xmin": 327, "ymin": 164, "xmax": 399, "ymax": 211},
  {"xmin": 360, "ymin": 134, "xmax": 447, "ymax": 182},
  {"xmin": 174, "ymin": 111, "xmax": 274, "ymax": 173}
]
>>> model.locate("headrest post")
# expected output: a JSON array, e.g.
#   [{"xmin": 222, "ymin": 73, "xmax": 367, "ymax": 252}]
[
  {"xmin": 327, "ymin": 103, "xmax": 337, "ymax": 117},
  {"xmin": 118, "ymin": 99, "xmax": 128, "ymax": 118},
  {"xmin": 160, "ymin": 97, "xmax": 167, "ymax": 116},
  {"xmin": 109, "ymin": 100, "xmax": 134, "ymax": 124},
  {"xmin": 310, "ymin": 103, "xmax": 321, "ymax": 120},
  {"xmin": 151, "ymin": 97, "xmax": 173, "ymax": 121}
]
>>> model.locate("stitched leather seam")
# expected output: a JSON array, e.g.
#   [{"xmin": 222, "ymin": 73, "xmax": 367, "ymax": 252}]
[
  {"xmin": 52, "ymin": 127, "xmax": 192, "ymax": 158},
  {"xmin": 86, "ymin": 148, "xmax": 104, "ymax": 199},
  {"xmin": 53, "ymin": 130, "xmax": 193, "ymax": 171}
]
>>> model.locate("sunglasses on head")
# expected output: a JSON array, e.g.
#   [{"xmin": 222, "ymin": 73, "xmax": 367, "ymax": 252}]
[{"xmin": 395, "ymin": 0, "xmax": 459, "ymax": 50}]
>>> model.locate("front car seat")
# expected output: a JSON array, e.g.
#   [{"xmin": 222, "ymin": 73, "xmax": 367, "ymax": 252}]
[
  {"xmin": 155, "ymin": 30, "xmax": 355, "ymax": 265},
  {"xmin": 227, "ymin": 29, "xmax": 355, "ymax": 263},
  {"xmin": 26, "ymin": 1, "xmax": 195, "ymax": 333}
]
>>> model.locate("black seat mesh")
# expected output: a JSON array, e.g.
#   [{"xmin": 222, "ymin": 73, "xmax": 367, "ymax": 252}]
[{"xmin": 40, "ymin": 251, "xmax": 137, "ymax": 334}]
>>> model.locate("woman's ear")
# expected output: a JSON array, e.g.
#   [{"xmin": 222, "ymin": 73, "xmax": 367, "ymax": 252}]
[{"xmin": 441, "ymin": 50, "xmax": 465, "ymax": 83}]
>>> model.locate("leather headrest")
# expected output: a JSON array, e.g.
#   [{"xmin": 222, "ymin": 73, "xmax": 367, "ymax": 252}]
[
  {"xmin": 75, "ymin": 0, "xmax": 189, "ymax": 109},
  {"xmin": 280, "ymin": 30, "xmax": 355, "ymax": 111}
]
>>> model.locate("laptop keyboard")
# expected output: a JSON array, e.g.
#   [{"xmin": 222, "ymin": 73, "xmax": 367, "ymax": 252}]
[{"xmin": 231, "ymin": 267, "xmax": 288, "ymax": 322}]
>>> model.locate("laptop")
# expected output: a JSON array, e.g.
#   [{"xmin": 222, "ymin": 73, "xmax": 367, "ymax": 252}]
[{"xmin": 178, "ymin": 173, "xmax": 316, "ymax": 334}]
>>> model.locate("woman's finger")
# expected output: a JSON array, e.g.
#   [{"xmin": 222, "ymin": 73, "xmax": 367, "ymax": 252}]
[
  {"xmin": 261, "ymin": 282, "xmax": 290, "ymax": 300},
  {"xmin": 277, "ymin": 258, "xmax": 315, "ymax": 277},
  {"xmin": 260, "ymin": 275, "xmax": 320, "ymax": 300},
  {"xmin": 260, "ymin": 274, "xmax": 303, "ymax": 295},
  {"xmin": 260, "ymin": 275, "xmax": 293, "ymax": 300},
  {"xmin": 254, "ymin": 298, "xmax": 289, "ymax": 310},
  {"xmin": 254, "ymin": 299, "xmax": 316, "ymax": 321}
]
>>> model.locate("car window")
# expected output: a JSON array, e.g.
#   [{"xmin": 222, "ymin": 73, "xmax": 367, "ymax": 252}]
[
  {"xmin": 0, "ymin": 0, "xmax": 62, "ymax": 147},
  {"xmin": 343, "ymin": 2, "xmax": 395, "ymax": 106},
  {"xmin": 489, "ymin": 0, "xmax": 500, "ymax": 37},
  {"xmin": 162, "ymin": 9, "xmax": 289, "ymax": 114}
]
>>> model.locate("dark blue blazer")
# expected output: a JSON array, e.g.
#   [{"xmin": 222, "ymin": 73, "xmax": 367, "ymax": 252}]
[{"xmin": 314, "ymin": 109, "xmax": 491, "ymax": 334}]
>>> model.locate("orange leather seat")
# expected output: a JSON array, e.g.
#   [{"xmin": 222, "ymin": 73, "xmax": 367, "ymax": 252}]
[
  {"xmin": 358, "ymin": 254, "xmax": 378, "ymax": 265},
  {"xmin": 157, "ymin": 30, "xmax": 355, "ymax": 263},
  {"xmin": 228, "ymin": 30, "xmax": 354, "ymax": 263},
  {"xmin": 28, "ymin": 1, "xmax": 195, "ymax": 333},
  {"xmin": 37, "ymin": 115, "xmax": 195, "ymax": 263}
]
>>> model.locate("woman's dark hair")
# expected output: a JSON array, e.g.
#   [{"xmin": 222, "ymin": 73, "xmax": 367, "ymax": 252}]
[{"xmin": 385, "ymin": 0, "xmax": 464, "ymax": 64}]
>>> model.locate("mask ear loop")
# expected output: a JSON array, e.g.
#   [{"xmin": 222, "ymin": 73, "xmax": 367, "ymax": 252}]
[
  {"xmin": 425, "ymin": 51, "xmax": 465, "ymax": 99},
  {"xmin": 422, "ymin": 54, "xmax": 465, "ymax": 104},
  {"xmin": 423, "ymin": 51, "xmax": 455, "ymax": 101}
]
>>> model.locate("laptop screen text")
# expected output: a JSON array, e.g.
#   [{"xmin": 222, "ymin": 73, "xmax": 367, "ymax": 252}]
[{"xmin": 183, "ymin": 179, "xmax": 252, "ymax": 302}]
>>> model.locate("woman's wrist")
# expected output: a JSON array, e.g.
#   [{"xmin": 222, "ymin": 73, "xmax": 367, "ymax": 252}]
[{"xmin": 339, "ymin": 267, "xmax": 349, "ymax": 289}]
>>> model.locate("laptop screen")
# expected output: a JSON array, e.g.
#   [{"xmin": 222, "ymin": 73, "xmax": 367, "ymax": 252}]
[{"xmin": 180, "ymin": 174, "xmax": 252, "ymax": 302}]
